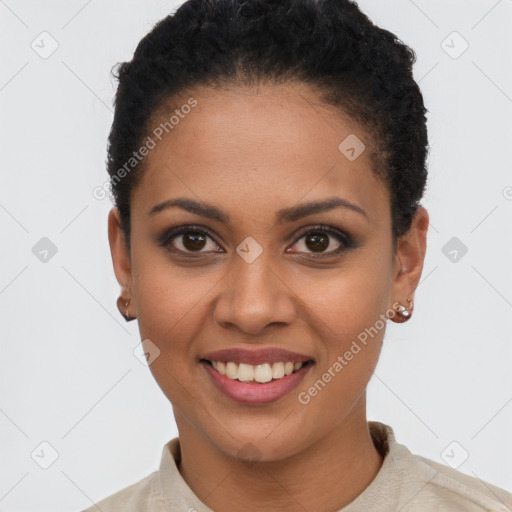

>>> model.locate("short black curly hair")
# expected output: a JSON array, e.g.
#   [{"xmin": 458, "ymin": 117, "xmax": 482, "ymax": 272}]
[{"xmin": 107, "ymin": 0, "xmax": 429, "ymax": 251}]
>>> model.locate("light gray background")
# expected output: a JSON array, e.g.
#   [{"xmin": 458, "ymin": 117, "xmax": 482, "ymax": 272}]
[{"xmin": 1, "ymin": 0, "xmax": 511, "ymax": 510}]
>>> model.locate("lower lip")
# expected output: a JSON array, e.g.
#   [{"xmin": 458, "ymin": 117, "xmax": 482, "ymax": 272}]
[{"xmin": 201, "ymin": 361, "xmax": 313, "ymax": 405}]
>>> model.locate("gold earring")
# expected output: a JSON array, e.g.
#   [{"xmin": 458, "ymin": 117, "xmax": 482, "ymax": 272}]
[
  {"xmin": 117, "ymin": 296, "xmax": 135, "ymax": 322},
  {"xmin": 392, "ymin": 297, "xmax": 413, "ymax": 323}
]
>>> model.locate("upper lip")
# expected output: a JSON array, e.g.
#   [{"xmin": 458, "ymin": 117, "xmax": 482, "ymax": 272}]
[{"xmin": 200, "ymin": 347, "xmax": 314, "ymax": 366}]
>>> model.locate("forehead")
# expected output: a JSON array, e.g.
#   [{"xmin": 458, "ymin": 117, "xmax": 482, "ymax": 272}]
[{"xmin": 132, "ymin": 83, "xmax": 390, "ymax": 228}]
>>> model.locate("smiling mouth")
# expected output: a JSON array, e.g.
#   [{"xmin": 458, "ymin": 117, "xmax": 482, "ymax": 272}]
[{"xmin": 200, "ymin": 359, "xmax": 315, "ymax": 384}]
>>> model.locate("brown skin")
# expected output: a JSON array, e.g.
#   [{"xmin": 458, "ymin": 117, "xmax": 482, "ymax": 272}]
[{"xmin": 108, "ymin": 82, "xmax": 429, "ymax": 511}]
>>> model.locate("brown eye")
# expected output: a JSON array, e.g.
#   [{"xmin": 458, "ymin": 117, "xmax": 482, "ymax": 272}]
[
  {"xmin": 304, "ymin": 231, "xmax": 330, "ymax": 252},
  {"xmin": 289, "ymin": 225, "xmax": 353, "ymax": 257},
  {"xmin": 181, "ymin": 232, "xmax": 207, "ymax": 251},
  {"xmin": 159, "ymin": 226, "xmax": 222, "ymax": 255}
]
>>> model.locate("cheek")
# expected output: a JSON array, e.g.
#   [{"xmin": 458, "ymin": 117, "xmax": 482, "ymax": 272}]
[
  {"xmin": 130, "ymin": 237, "xmax": 219, "ymax": 342},
  {"xmin": 132, "ymin": 267, "xmax": 209, "ymax": 407},
  {"xmin": 295, "ymin": 251, "xmax": 390, "ymax": 407},
  {"xmin": 303, "ymin": 255, "xmax": 392, "ymax": 340},
  {"xmin": 296, "ymin": 274, "xmax": 387, "ymax": 428}
]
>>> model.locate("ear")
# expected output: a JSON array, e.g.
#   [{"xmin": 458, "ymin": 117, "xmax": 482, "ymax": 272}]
[
  {"xmin": 391, "ymin": 206, "xmax": 429, "ymax": 305},
  {"xmin": 108, "ymin": 207, "xmax": 132, "ymax": 297}
]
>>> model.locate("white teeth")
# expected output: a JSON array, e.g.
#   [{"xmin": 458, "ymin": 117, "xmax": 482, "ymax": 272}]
[
  {"xmin": 225, "ymin": 361, "xmax": 238, "ymax": 379},
  {"xmin": 254, "ymin": 363, "xmax": 273, "ymax": 383},
  {"xmin": 237, "ymin": 363, "xmax": 254, "ymax": 382},
  {"xmin": 208, "ymin": 360, "xmax": 308, "ymax": 383},
  {"xmin": 272, "ymin": 362, "xmax": 285, "ymax": 379}
]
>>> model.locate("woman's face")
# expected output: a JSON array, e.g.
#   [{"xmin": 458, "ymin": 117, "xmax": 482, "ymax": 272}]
[{"xmin": 109, "ymin": 83, "xmax": 427, "ymax": 461}]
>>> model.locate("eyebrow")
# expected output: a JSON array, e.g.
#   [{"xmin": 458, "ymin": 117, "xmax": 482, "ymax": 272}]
[{"xmin": 148, "ymin": 196, "xmax": 368, "ymax": 223}]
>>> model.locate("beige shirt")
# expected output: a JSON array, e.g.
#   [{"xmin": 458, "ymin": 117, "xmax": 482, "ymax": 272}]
[{"xmin": 83, "ymin": 421, "xmax": 512, "ymax": 511}]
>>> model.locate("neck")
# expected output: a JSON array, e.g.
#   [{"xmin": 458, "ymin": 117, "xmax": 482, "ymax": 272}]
[{"xmin": 174, "ymin": 402, "xmax": 384, "ymax": 512}]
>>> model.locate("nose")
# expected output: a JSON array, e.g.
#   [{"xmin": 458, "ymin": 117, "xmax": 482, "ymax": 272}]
[{"xmin": 213, "ymin": 254, "xmax": 297, "ymax": 336}]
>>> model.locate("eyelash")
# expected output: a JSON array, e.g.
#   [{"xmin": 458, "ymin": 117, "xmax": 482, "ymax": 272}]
[{"xmin": 157, "ymin": 224, "xmax": 356, "ymax": 259}]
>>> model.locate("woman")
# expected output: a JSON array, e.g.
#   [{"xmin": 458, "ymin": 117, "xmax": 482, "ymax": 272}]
[{"xmin": 85, "ymin": 0, "xmax": 512, "ymax": 510}]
